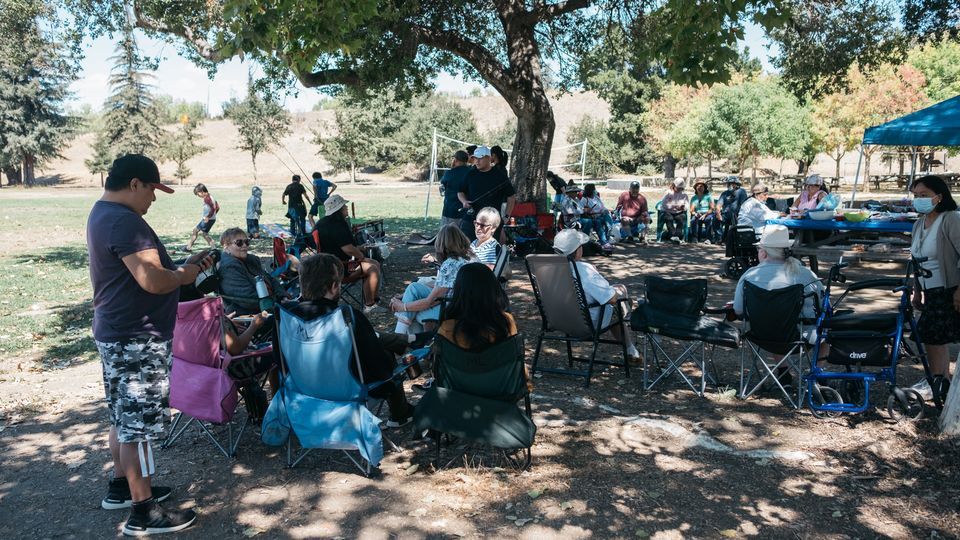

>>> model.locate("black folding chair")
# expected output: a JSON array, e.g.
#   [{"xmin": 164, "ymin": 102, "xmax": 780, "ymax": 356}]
[
  {"xmin": 739, "ymin": 282, "xmax": 814, "ymax": 409},
  {"xmin": 525, "ymin": 254, "xmax": 630, "ymax": 387},
  {"xmin": 631, "ymin": 277, "xmax": 739, "ymax": 397}
]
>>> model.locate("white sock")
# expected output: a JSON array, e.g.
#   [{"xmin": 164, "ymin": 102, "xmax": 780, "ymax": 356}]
[{"xmin": 627, "ymin": 343, "xmax": 639, "ymax": 357}]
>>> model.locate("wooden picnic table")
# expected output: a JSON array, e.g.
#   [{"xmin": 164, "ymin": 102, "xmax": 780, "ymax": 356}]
[{"xmin": 767, "ymin": 217, "xmax": 914, "ymax": 274}]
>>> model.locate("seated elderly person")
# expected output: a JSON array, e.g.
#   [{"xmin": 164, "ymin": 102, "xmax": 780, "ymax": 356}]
[
  {"xmin": 553, "ymin": 229, "xmax": 641, "ymax": 363},
  {"xmin": 391, "ymin": 225, "xmax": 474, "ymax": 334},
  {"xmin": 557, "ymin": 184, "xmax": 584, "ymax": 229},
  {"xmin": 581, "ymin": 183, "xmax": 615, "ymax": 250},
  {"xmin": 733, "ymin": 225, "xmax": 826, "ymax": 381},
  {"xmin": 279, "ymin": 253, "xmax": 416, "ymax": 427},
  {"xmin": 315, "ymin": 194, "xmax": 384, "ymax": 315},
  {"xmin": 737, "ymin": 183, "xmax": 783, "ymax": 232},
  {"xmin": 219, "ymin": 227, "xmax": 289, "ymax": 315},
  {"xmin": 794, "ymin": 174, "xmax": 827, "ymax": 213},
  {"xmin": 660, "ymin": 179, "xmax": 689, "ymax": 244},
  {"xmin": 469, "ymin": 207, "xmax": 502, "ymax": 270},
  {"xmin": 615, "ymin": 181, "xmax": 650, "ymax": 243}
]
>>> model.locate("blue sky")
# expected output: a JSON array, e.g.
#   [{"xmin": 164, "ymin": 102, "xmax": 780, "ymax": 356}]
[{"xmin": 69, "ymin": 24, "xmax": 775, "ymax": 116}]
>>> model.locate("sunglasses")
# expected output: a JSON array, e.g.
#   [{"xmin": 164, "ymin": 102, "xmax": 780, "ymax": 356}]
[
  {"xmin": 474, "ymin": 222, "xmax": 494, "ymax": 230},
  {"xmin": 233, "ymin": 239, "xmax": 251, "ymax": 247}
]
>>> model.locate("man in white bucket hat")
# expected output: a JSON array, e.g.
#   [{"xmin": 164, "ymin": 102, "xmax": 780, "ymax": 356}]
[
  {"xmin": 553, "ymin": 229, "xmax": 641, "ymax": 363},
  {"xmin": 732, "ymin": 224, "xmax": 824, "ymax": 321}
]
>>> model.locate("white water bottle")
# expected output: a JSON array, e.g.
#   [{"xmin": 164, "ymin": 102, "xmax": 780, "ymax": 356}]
[{"xmin": 255, "ymin": 276, "xmax": 274, "ymax": 311}]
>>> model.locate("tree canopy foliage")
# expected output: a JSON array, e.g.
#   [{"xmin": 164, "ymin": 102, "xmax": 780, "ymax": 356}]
[
  {"xmin": 160, "ymin": 120, "xmax": 210, "ymax": 184},
  {"xmin": 64, "ymin": 0, "xmax": 803, "ymax": 207},
  {"xmin": 100, "ymin": 25, "xmax": 164, "ymax": 157},
  {"xmin": 0, "ymin": 0, "xmax": 79, "ymax": 185},
  {"xmin": 907, "ymin": 37, "xmax": 960, "ymax": 103}
]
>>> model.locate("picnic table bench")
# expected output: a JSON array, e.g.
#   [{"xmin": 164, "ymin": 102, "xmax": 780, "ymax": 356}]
[{"xmin": 767, "ymin": 218, "xmax": 914, "ymax": 274}]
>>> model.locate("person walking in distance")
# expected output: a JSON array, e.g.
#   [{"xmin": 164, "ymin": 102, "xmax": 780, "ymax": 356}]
[{"xmin": 87, "ymin": 154, "xmax": 213, "ymax": 536}]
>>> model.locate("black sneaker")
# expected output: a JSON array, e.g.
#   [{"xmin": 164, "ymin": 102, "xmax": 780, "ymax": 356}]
[
  {"xmin": 122, "ymin": 498, "xmax": 196, "ymax": 536},
  {"xmin": 102, "ymin": 477, "xmax": 172, "ymax": 510}
]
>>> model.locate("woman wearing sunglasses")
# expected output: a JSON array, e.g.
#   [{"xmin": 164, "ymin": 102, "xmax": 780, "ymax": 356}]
[{"xmin": 219, "ymin": 227, "xmax": 291, "ymax": 315}]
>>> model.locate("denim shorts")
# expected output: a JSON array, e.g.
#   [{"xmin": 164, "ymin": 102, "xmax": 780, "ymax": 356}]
[{"xmin": 196, "ymin": 219, "xmax": 216, "ymax": 233}]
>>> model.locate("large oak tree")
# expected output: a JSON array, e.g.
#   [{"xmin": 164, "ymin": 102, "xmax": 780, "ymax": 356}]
[{"xmin": 68, "ymin": 0, "xmax": 790, "ymax": 207}]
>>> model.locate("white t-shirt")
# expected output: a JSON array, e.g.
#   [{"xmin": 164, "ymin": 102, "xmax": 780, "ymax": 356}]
[
  {"xmin": 575, "ymin": 260, "xmax": 616, "ymax": 328},
  {"xmin": 733, "ymin": 260, "xmax": 824, "ymax": 319},
  {"xmin": 738, "ymin": 197, "xmax": 781, "ymax": 230},
  {"xmin": 912, "ymin": 213, "xmax": 945, "ymax": 290}
]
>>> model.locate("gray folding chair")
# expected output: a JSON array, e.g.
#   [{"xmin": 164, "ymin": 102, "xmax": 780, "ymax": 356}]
[
  {"xmin": 525, "ymin": 254, "xmax": 630, "ymax": 387},
  {"xmin": 492, "ymin": 243, "xmax": 511, "ymax": 285}
]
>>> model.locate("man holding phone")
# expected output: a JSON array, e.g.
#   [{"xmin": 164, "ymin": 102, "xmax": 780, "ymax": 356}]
[{"xmin": 87, "ymin": 154, "xmax": 213, "ymax": 536}]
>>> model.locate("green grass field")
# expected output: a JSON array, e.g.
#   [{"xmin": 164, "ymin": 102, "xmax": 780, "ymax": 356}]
[{"xmin": 0, "ymin": 183, "xmax": 443, "ymax": 368}]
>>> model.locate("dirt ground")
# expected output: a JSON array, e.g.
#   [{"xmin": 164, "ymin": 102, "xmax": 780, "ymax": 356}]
[{"xmin": 1, "ymin": 234, "xmax": 959, "ymax": 539}]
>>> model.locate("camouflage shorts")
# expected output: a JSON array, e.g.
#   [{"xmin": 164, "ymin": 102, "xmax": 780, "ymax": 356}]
[{"xmin": 96, "ymin": 337, "xmax": 172, "ymax": 443}]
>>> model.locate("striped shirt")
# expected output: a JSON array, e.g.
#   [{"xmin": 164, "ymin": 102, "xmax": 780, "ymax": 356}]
[{"xmin": 471, "ymin": 238, "xmax": 500, "ymax": 266}]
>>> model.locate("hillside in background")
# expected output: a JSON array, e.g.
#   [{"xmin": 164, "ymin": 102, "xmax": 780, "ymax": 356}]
[{"xmin": 39, "ymin": 91, "xmax": 611, "ymax": 187}]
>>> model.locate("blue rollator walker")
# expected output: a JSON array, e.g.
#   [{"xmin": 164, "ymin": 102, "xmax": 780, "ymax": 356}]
[{"xmin": 805, "ymin": 259, "xmax": 947, "ymax": 420}]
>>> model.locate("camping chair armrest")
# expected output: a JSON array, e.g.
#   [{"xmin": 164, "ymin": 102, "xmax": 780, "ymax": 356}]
[{"xmin": 702, "ymin": 305, "xmax": 731, "ymax": 315}]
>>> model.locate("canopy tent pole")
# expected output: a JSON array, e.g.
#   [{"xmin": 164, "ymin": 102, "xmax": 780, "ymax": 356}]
[
  {"xmin": 848, "ymin": 146, "xmax": 865, "ymax": 207},
  {"xmin": 425, "ymin": 128, "xmax": 438, "ymax": 220},
  {"xmin": 909, "ymin": 147, "xmax": 918, "ymax": 189},
  {"xmin": 580, "ymin": 139, "xmax": 588, "ymax": 183}
]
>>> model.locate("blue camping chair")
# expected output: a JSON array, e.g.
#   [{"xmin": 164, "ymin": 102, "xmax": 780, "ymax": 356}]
[{"xmin": 261, "ymin": 304, "xmax": 386, "ymax": 475}]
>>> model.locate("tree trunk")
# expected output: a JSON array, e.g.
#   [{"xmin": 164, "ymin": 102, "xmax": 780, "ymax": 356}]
[
  {"xmin": 23, "ymin": 155, "xmax": 36, "ymax": 186},
  {"xmin": 861, "ymin": 146, "xmax": 873, "ymax": 194},
  {"xmin": 834, "ymin": 156, "xmax": 842, "ymax": 183},
  {"xmin": 751, "ymin": 150, "xmax": 759, "ymax": 184},
  {"xmin": 707, "ymin": 158, "xmax": 713, "ymax": 181},
  {"xmin": 663, "ymin": 154, "xmax": 676, "ymax": 179},
  {"xmin": 350, "ymin": 161, "xmax": 356, "ymax": 183},
  {"xmin": 3, "ymin": 167, "xmax": 21, "ymax": 186},
  {"xmin": 100, "ymin": 172, "xmax": 105, "ymax": 187},
  {"xmin": 251, "ymin": 155, "xmax": 258, "ymax": 184},
  {"xmin": 509, "ymin": 104, "xmax": 554, "ymax": 209}
]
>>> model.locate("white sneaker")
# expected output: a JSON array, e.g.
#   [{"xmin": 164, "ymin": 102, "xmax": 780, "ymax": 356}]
[
  {"xmin": 911, "ymin": 378, "xmax": 934, "ymax": 400},
  {"xmin": 363, "ymin": 304, "xmax": 388, "ymax": 315}
]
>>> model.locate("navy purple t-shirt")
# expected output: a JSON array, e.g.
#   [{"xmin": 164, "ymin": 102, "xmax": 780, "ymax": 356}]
[{"xmin": 87, "ymin": 200, "xmax": 179, "ymax": 342}]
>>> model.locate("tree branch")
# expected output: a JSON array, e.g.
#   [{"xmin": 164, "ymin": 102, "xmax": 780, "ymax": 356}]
[
  {"xmin": 131, "ymin": 1, "xmax": 225, "ymax": 63},
  {"xmin": 522, "ymin": 0, "xmax": 591, "ymax": 23},
  {"xmin": 293, "ymin": 67, "xmax": 362, "ymax": 88},
  {"xmin": 409, "ymin": 25, "xmax": 515, "ymax": 94}
]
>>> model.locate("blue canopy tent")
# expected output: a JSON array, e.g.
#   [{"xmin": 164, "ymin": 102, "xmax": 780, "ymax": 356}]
[{"xmin": 850, "ymin": 95, "xmax": 960, "ymax": 204}]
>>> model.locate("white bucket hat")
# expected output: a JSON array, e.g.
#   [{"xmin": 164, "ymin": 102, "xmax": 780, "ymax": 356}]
[
  {"xmin": 673, "ymin": 178, "xmax": 686, "ymax": 189},
  {"xmin": 553, "ymin": 229, "xmax": 591, "ymax": 256},
  {"xmin": 324, "ymin": 194, "xmax": 348, "ymax": 215},
  {"xmin": 755, "ymin": 224, "xmax": 792, "ymax": 248}
]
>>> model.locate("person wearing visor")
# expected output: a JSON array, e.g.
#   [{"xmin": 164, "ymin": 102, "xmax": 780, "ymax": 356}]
[
  {"xmin": 737, "ymin": 183, "xmax": 782, "ymax": 232},
  {"xmin": 718, "ymin": 176, "xmax": 748, "ymax": 244},
  {"xmin": 909, "ymin": 175, "xmax": 960, "ymax": 400},
  {"xmin": 552, "ymin": 229, "xmax": 641, "ymax": 363},
  {"xmin": 794, "ymin": 174, "xmax": 827, "ymax": 212}
]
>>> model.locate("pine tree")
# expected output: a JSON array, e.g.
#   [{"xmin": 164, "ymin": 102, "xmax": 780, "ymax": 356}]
[
  {"xmin": 0, "ymin": 1, "xmax": 78, "ymax": 186},
  {"xmin": 160, "ymin": 119, "xmax": 210, "ymax": 185},
  {"xmin": 226, "ymin": 77, "xmax": 291, "ymax": 183},
  {"xmin": 100, "ymin": 25, "xmax": 163, "ymax": 157},
  {"xmin": 84, "ymin": 129, "xmax": 114, "ymax": 186}
]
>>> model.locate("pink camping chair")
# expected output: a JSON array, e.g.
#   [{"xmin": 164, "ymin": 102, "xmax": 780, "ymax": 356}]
[{"xmin": 162, "ymin": 297, "xmax": 273, "ymax": 458}]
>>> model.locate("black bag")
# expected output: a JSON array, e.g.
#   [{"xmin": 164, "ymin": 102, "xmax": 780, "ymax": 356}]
[{"xmin": 826, "ymin": 332, "xmax": 890, "ymax": 366}]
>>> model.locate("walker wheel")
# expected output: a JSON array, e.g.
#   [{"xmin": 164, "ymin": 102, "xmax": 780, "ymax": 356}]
[
  {"xmin": 809, "ymin": 385, "xmax": 844, "ymax": 419},
  {"xmin": 724, "ymin": 258, "xmax": 745, "ymax": 279},
  {"xmin": 887, "ymin": 388, "xmax": 925, "ymax": 422}
]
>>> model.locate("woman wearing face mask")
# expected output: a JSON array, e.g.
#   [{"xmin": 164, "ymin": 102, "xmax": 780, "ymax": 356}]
[{"xmin": 909, "ymin": 175, "xmax": 960, "ymax": 400}]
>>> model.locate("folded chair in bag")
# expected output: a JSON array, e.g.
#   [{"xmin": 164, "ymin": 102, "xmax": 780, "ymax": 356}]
[
  {"xmin": 413, "ymin": 334, "xmax": 535, "ymax": 470},
  {"xmin": 525, "ymin": 254, "xmax": 631, "ymax": 387},
  {"xmin": 260, "ymin": 305, "xmax": 385, "ymax": 476},
  {"xmin": 739, "ymin": 282, "xmax": 813, "ymax": 409},
  {"xmin": 164, "ymin": 297, "xmax": 274, "ymax": 458},
  {"xmin": 631, "ymin": 277, "xmax": 740, "ymax": 397}
]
